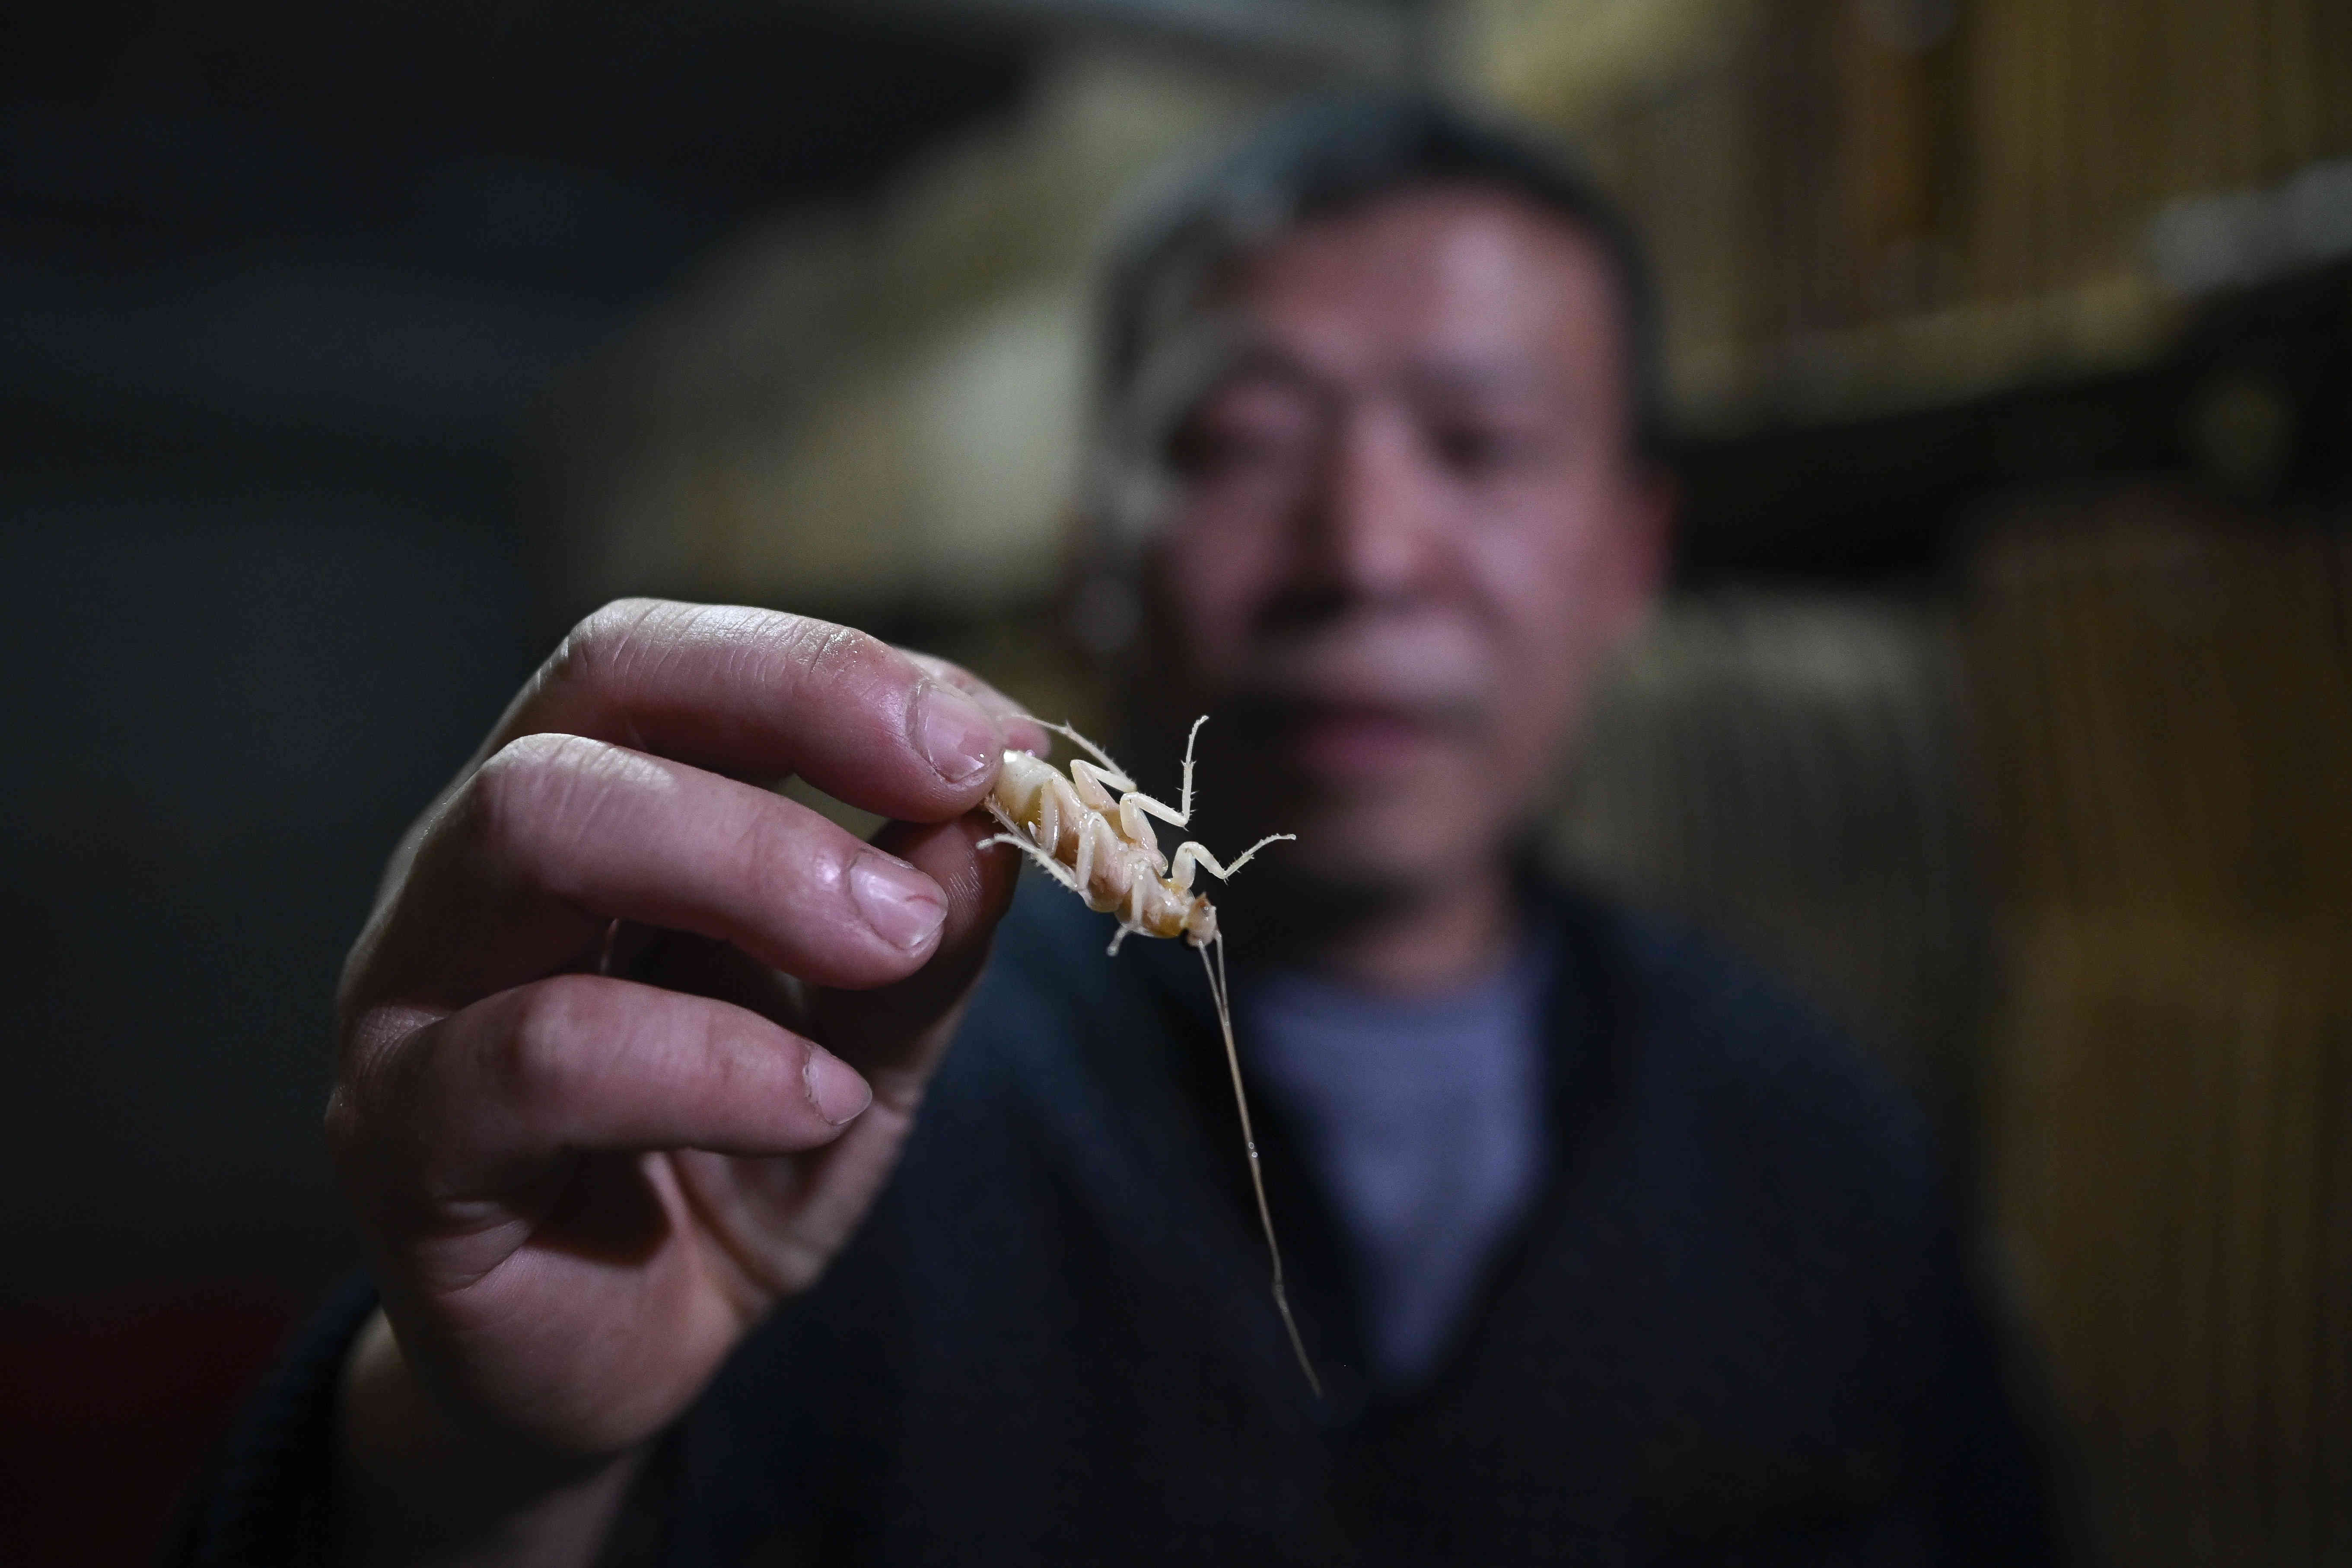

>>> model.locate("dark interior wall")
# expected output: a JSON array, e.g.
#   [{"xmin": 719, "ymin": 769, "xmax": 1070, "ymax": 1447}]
[
  {"xmin": 0, "ymin": 3, "xmax": 1037, "ymax": 1300},
  {"xmin": 0, "ymin": 493, "xmax": 532, "ymax": 1291}
]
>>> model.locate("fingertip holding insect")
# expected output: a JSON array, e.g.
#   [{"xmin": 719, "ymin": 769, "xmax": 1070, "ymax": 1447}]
[{"xmin": 910, "ymin": 680, "xmax": 1001, "ymax": 786}]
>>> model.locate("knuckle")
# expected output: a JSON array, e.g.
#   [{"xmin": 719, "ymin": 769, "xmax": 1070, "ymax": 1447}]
[
  {"xmin": 692, "ymin": 1002, "xmax": 775, "ymax": 1105},
  {"xmin": 467, "ymin": 732, "xmax": 613, "ymax": 866},
  {"xmin": 563, "ymin": 600, "xmax": 902, "ymax": 714},
  {"xmin": 547, "ymin": 598, "xmax": 669, "ymax": 693},
  {"xmin": 499, "ymin": 978, "xmax": 598, "ymax": 1107},
  {"xmin": 730, "ymin": 804, "xmax": 794, "ymax": 913},
  {"xmin": 736, "ymin": 797, "xmax": 839, "ymax": 916},
  {"xmin": 907, "ymin": 649, "xmax": 985, "ymax": 697},
  {"xmin": 468, "ymin": 735, "xmax": 567, "ymax": 860},
  {"xmin": 321, "ymin": 1001, "xmax": 433, "ymax": 1181},
  {"xmin": 774, "ymin": 617, "xmax": 896, "ymax": 701}
]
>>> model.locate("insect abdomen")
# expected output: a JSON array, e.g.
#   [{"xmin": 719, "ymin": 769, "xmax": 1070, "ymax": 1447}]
[{"xmin": 990, "ymin": 751, "xmax": 1200, "ymax": 939}]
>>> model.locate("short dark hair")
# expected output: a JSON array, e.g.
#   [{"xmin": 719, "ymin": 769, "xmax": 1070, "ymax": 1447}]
[{"xmin": 1092, "ymin": 92, "xmax": 1667, "ymax": 472}]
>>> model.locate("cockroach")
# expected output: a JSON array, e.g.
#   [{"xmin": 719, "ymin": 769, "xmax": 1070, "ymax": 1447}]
[{"xmin": 980, "ymin": 716, "xmax": 1320, "ymax": 1396}]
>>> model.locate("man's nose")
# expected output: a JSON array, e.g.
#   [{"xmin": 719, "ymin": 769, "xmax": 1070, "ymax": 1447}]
[{"xmin": 1298, "ymin": 408, "xmax": 1445, "ymax": 601}]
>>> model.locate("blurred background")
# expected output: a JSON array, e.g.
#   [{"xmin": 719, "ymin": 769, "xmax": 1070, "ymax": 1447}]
[{"xmin": 3, "ymin": 1, "xmax": 2346, "ymax": 1562}]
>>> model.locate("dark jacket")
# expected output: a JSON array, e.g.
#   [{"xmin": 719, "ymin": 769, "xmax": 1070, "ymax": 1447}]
[{"xmin": 183, "ymin": 880, "xmax": 2051, "ymax": 1566}]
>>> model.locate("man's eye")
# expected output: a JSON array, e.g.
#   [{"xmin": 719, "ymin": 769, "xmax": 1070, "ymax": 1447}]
[
  {"xmin": 1428, "ymin": 424, "xmax": 1543, "ymax": 476},
  {"xmin": 1173, "ymin": 410, "xmax": 1312, "ymax": 476}
]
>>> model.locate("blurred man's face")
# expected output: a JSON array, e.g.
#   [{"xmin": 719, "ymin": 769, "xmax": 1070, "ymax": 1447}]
[{"xmin": 1137, "ymin": 184, "xmax": 1670, "ymax": 901}]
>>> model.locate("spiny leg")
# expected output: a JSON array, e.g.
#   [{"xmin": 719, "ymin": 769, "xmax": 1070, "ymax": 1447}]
[
  {"xmin": 1169, "ymin": 833, "xmax": 1295, "ymax": 892},
  {"xmin": 985, "ymin": 798, "xmax": 1052, "ymax": 859},
  {"xmin": 1200, "ymin": 932, "xmax": 1321, "ymax": 1399},
  {"xmin": 1112, "ymin": 713, "xmax": 1210, "ymax": 833},
  {"xmin": 1036, "ymin": 720, "xmax": 1134, "ymax": 790},
  {"xmin": 977, "ymin": 830, "xmax": 1086, "ymax": 898},
  {"xmin": 1171, "ymin": 713, "xmax": 1206, "ymax": 825}
]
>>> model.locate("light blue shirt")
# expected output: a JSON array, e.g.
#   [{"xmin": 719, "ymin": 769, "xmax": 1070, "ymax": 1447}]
[{"xmin": 1236, "ymin": 945, "xmax": 1553, "ymax": 1389}]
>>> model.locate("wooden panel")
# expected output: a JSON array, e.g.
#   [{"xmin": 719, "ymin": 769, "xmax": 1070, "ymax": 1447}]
[
  {"xmin": 1475, "ymin": 0, "xmax": 2352, "ymax": 410},
  {"xmin": 1967, "ymin": 486, "xmax": 2352, "ymax": 1565}
]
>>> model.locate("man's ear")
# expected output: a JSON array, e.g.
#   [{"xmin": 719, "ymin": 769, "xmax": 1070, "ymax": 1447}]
[{"xmin": 1603, "ymin": 464, "xmax": 1678, "ymax": 649}]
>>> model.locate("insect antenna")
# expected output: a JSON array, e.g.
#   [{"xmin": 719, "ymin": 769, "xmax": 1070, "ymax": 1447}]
[{"xmin": 1200, "ymin": 932, "xmax": 1323, "ymax": 1399}]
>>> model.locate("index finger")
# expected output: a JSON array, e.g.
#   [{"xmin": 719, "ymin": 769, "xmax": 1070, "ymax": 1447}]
[{"xmin": 482, "ymin": 601, "xmax": 1018, "ymax": 823}]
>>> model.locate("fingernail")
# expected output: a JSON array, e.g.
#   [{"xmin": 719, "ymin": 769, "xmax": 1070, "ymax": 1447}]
[
  {"xmin": 848, "ymin": 851, "xmax": 947, "ymax": 951},
  {"xmin": 911, "ymin": 681, "xmax": 998, "ymax": 784},
  {"xmin": 804, "ymin": 1051, "xmax": 872, "ymax": 1126}
]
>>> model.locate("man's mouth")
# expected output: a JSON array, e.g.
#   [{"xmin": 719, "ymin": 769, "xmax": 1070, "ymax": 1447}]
[
  {"xmin": 1223, "ymin": 616, "xmax": 1495, "ymax": 782},
  {"xmin": 1236, "ymin": 697, "xmax": 1480, "ymax": 780}
]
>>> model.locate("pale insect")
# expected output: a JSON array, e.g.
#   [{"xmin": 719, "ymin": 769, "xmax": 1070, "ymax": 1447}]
[{"xmin": 980, "ymin": 716, "xmax": 1321, "ymax": 1396}]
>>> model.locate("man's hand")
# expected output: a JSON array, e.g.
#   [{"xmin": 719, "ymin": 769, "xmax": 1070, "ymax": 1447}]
[{"xmin": 325, "ymin": 601, "xmax": 1042, "ymax": 1565}]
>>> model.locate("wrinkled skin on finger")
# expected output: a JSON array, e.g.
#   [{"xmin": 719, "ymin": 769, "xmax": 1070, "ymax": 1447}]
[{"xmin": 328, "ymin": 602, "xmax": 1034, "ymax": 1461}]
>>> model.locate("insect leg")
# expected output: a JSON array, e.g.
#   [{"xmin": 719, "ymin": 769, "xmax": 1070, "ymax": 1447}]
[
  {"xmin": 1044, "ymin": 733, "xmax": 1159, "ymax": 875},
  {"xmin": 1176, "ymin": 712, "xmax": 1204, "ymax": 822},
  {"xmin": 1116, "ymin": 713, "xmax": 1208, "ymax": 832},
  {"xmin": 1035, "ymin": 721, "xmax": 1136, "ymax": 791},
  {"xmin": 1168, "ymin": 833, "xmax": 1295, "ymax": 891},
  {"xmin": 978, "ymin": 832, "xmax": 1087, "ymax": 897},
  {"xmin": 1054, "ymin": 763, "xmax": 1163, "ymax": 871},
  {"xmin": 1072, "ymin": 811, "xmax": 1110, "ymax": 901}
]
